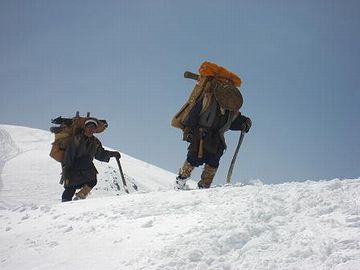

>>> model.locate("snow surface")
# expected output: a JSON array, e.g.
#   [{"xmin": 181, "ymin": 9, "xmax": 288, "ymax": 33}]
[{"xmin": 0, "ymin": 125, "xmax": 359, "ymax": 270}]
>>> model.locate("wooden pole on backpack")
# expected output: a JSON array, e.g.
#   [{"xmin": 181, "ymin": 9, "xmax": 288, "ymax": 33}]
[
  {"xmin": 198, "ymin": 128, "xmax": 205, "ymax": 159},
  {"xmin": 184, "ymin": 71, "xmax": 199, "ymax": 81},
  {"xmin": 226, "ymin": 131, "xmax": 245, "ymax": 184}
]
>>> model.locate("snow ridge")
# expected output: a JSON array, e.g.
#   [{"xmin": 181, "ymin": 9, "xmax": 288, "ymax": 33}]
[{"xmin": 1, "ymin": 180, "xmax": 359, "ymax": 270}]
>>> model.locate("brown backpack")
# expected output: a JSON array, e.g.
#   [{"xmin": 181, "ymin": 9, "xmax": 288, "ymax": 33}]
[
  {"xmin": 171, "ymin": 61, "xmax": 243, "ymax": 131},
  {"xmin": 49, "ymin": 112, "xmax": 108, "ymax": 162}
]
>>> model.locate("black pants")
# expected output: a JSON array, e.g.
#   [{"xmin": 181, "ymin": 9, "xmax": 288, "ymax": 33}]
[
  {"xmin": 61, "ymin": 179, "xmax": 97, "ymax": 202},
  {"xmin": 186, "ymin": 149, "xmax": 224, "ymax": 168}
]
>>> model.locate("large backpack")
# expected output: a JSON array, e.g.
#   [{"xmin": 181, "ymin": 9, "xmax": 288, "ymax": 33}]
[
  {"xmin": 171, "ymin": 61, "xmax": 243, "ymax": 131},
  {"xmin": 49, "ymin": 112, "xmax": 108, "ymax": 162}
]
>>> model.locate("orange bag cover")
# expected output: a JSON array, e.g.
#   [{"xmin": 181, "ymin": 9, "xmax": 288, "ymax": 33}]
[{"xmin": 199, "ymin": 61, "xmax": 241, "ymax": 87}]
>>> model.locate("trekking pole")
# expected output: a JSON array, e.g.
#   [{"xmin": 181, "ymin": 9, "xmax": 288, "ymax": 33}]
[
  {"xmin": 226, "ymin": 131, "xmax": 245, "ymax": 184},
  {"xmin": 115, "ymin": 157, "xmax": 129, "ymax": 194}
]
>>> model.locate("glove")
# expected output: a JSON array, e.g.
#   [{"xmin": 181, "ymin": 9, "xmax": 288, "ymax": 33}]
[
  {"xmin": 241, "ymin": 117, "xmax": 252, "ymax": 133},
  {"xmin": 109, "ymin": 151, "xmax": 121, "ymax": 159},
  {"xmin": 182, "ymin": 127, "xmax": 193, "ymax": 143}
]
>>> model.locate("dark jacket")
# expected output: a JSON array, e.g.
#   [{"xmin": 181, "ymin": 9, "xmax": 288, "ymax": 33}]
[
  {"xmin": 62, "ymin": 133, "xmax": 112, "ymax": 187},
  {"xmin": 185, "ymin": 97, "xmax": 248, "ymax": 155}
]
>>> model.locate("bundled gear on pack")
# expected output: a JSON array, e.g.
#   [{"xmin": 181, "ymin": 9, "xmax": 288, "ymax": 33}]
[
  {"xmin": 49, "ymin": 112, "xmax": 108, "ymax": 163},
  {"xmin": 172, "ymin": 61, "xmax": 243, "ymax": 131},
  {"xmin": 172, "ymin": 61, "xmax": 252, "ymax": 189},
  {"xmin": 50, "ymin": 112, "xmax": 122, "ymax": 202}
]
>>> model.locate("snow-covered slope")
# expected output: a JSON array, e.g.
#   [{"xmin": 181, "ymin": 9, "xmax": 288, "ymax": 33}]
[
  {"xmin": 0, "ymin": 125, "xmax": 181, "ymax": 206},
  {"xmin": 1, "ymin": 125, "xmax": 359, "ymax": 270}
]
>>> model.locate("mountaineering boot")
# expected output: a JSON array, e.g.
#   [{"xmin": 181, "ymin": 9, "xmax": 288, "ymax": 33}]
[
  {"xmin": 74, "ymin": 185, "xmax": 92, "ymax": 200},
  {"xmin": 175, "ymin": 176, "xmax": 187, "ymax": 190},
  {"xmin": 175, "ymin": 161, "xmax": 194, "ymax": 190},
  {"xmin": 197, "ymin": 164, "xmax": 217, "ymax": 189}
]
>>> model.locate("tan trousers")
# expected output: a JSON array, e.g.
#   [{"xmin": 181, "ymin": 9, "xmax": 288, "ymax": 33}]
[
  {"xmin": 198, "ymin": 164, "xmax": 217, "ymax": 188},
  {"xmin": 179, "ymin": 161, "xmax": 217, "ymax": 188},
  {"xmin": 178, "ymin": 160, "xmax": 195, "ymax": 179},
  {"xmin": 75, "ymin": 185, "xmax": 92, "ymax": 199}
]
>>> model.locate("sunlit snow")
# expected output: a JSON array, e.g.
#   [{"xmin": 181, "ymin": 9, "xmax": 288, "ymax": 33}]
[{"xmin": 1, "ymin": 125, "xmax": 359, "ymax": 270}]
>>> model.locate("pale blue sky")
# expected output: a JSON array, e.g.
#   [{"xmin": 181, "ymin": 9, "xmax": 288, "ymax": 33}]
[{"xmin": 1, "ymin": 0, "xmax": 359, "ymax": 185}]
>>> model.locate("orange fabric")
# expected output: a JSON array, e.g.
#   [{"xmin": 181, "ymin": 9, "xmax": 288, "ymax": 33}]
[{"xmin": 198, "ymin": 61, "xmax": 241, "ymax": 87}]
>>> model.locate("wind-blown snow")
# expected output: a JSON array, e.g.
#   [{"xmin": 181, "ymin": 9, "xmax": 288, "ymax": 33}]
[{"xmin": 0, "ymin": 125, "xmax": 359, "ymax": 270}]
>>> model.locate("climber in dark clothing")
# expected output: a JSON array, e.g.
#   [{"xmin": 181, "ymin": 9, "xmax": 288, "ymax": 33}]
[
  {"xmin": 176, "ymin": 94, "xmax": 252, "ymax": 189},
  {"xmin": 61, "ymin": 118, "xmax": 121, "ymax": 202}
]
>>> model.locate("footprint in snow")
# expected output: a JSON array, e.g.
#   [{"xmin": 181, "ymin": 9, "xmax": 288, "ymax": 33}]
[
  {"xmin": 188, "ymin": 250, "xmax": 204, "ymax": 262},
  {"xmin": 113, "ymin": 239, "xmax": 123, "ymax": 244},
  {"xmin": 141, "ymin": 219, "xmax": 154, "ymax": 228},
  {"xmin": 64, "ymin": 226, "xmax": 73, "ymax": 233},
  {"xmin": 48, "ymin": 241, "xmax": 59, "ymax": 247},
  {"xmin": 21, "ymin": 214, "xmax": 30, "ymax": 220},
  {"xmin": 346, "ymin": 216, "xmax": 360, "ymax": 227}
]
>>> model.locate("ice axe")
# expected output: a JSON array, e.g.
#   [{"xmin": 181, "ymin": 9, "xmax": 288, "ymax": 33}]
[
  {"xmin": 226, "ymin": 131, "xmax": 245, "ymax": 184},
  {"xmin": 115, "ymin": 157, "xmax": 129, "ymax": 194}
]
